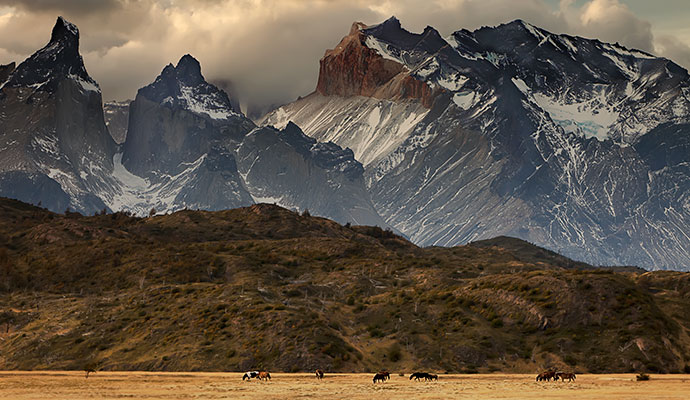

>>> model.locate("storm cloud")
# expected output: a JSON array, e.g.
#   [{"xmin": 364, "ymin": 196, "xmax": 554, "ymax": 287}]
[{"xmin": 0, "ymin": 0, "xmax": 688, "ymax": 115}]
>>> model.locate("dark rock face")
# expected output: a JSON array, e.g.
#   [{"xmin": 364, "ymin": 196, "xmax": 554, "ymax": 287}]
[
  {"xmin": 210, "ymin": 79, "xmax": 242, "ymax": 115},
  {"xmin": 265, "ymin": 17, "xmax": 690, "ymax": 270},
  {"xmin": 122, "ymin": 55, "xmax": 254, "ymax": 178},
  {"xmin": 119, "ymin": 54, "xmax": 256, "ymax": 211},
  {"xmin": 0, "ymin": 62, "xmax": 15, "ymax": 84},
  {"xmin": 103, "ymin": 100, "xmax": 131, "ymax": 144},
  {"xmin": 0, "ymin": 16, "xmax": 116, "ymax": 215},
  {"xmin": 236, "ymin": 122, "xmax": 386, "ymax": 227}
]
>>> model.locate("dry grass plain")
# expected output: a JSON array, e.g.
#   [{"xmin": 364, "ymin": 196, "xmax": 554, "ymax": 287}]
[{"xmin": 0, "ymin": 372, "xmax": 689, "ymax": 399}]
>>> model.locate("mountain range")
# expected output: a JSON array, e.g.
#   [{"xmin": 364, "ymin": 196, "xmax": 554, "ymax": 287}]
[
  {"xmin": 263, "ymin": 17, "xmax": 690, "ymax": 270},
  {"xmin": 1, "ymin": 16, "xmax": 689, "ymax": 269},
  {"xmin": 0, "ymin": 17, "xmax": 386, "ymax": 229}
]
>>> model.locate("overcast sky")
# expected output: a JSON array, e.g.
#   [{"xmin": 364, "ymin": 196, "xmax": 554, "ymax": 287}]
[{"xmin": 1, "ymin": 0, "xmax": 689, "ymax": 112}]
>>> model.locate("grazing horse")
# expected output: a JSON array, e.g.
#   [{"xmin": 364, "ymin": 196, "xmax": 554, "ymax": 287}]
[
  {"xmin": 410, "ymin": 372, "xmax": 428, "ymax": 381},
  {"xmin": 258, "ymin": 371, "xmax": 271, "ymax": 381},
  {"xmin": 242, "ymin": 371, "xmax": 260, "ymax": 380},
  {"xmin": 427, "ymin": 374, "xmax": 438, "ymax": 381},
  {"xmin": 315, "ymin": 369, "xmax": 325, "ymax": 380},
  {"xmin": 557, "ymin": 372, "xmax": 576, "ymax": 382},
  {"xmin": 373, "ymin": 373, "xmax": 388, "ymax": 383},
  {"xmin": 536, "ymin": 370, "xmax": 556, "ymax": 381},
  {"xmin": 378, "ymin": 371, "xmax": 390, "ymax": 380},
  {"xmin": 84, "ymin": 368, "xmax": 96, "ymax": 378}
]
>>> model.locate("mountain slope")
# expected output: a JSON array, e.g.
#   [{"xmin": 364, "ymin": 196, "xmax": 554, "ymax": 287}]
[
  {"xmin": 1, "ymin": 197, "xmax": 689, "ymax": 373},
  {"xmin": 262, "ymin": 17, "xmax": 690, "ymax": 270}
]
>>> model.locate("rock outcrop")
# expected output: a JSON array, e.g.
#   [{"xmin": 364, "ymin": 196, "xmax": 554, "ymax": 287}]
[{"xmin": 316, "ymin": 18, "xmax": 438, "ymax": 107}]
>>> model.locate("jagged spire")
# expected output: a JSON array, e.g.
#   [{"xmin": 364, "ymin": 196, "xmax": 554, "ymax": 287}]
[
  {"xmin": 4, "ymin": 16, "xmax": 93, "ymax": 91},
  {"xmin": 49, "ymin": 16, "xmax": 80, "ymax": 49}
]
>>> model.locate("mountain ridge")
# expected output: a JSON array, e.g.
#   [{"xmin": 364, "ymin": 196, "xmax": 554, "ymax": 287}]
[{"xmin": 262, "ymin": 17, "xmax": 690, "ymax": 270}]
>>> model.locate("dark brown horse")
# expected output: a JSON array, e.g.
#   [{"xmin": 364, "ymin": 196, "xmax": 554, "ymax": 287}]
[
  {"xmin": 315, "ymin": 369, "xmax": 324, "ymax": 380},
  {"xmin": 373, "ymin": 372, "xmax": 388, "ymax": 383},
  {"xmin": 84, "ymin": 368, "xmax": 96, "ymax": 378},
  {"xmin": 410, "ymin": 372, "xmax": 428, "ymax": 381},
  {"xmin": 557, "ymin": 372, "xmax": 576, "ymax": 382},
  {"xmin": 536, "ymin": 370, "xmax": 556, "ymax": 381},
  {"xmin": 427, "ymin": 373, "xmax": 438, "ymax": 381}
]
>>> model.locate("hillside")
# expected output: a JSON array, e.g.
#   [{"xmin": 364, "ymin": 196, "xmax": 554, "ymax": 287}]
[{"xmin": 1, "ymin": 197, "xmax": 689, "ymax": 374}]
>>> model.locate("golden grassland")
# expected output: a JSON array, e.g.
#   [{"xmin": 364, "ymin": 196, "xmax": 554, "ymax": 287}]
[{"xmin": 0, "ymin": 372, "xmax": 689, "ymax": 399}]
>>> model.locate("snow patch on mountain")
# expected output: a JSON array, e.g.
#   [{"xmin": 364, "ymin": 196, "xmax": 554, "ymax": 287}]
[
  {"xmin": 364, "ymin": 36, "xmax": 403, "ymax": 64},
  {"xmin": 512, "ymin": 78, "xmax": 617, "ymax": 141},
  {"xmin": 105, "ymin": 152, "xmax": 207, "ymax": 214},
  {"xmin": 261, "ymin": 94, "xmax": 428, "ymax": 168},
  {"xmin": 69, "ymin": 74, "xmax": 99, "ymax": 93},
  {"xmin": 453, "ymin": 91, "xmax": 478, "ymax": 110},
  {"xmin": 178, "ymin": 86, "xmax": 235, "ymax": 120}
]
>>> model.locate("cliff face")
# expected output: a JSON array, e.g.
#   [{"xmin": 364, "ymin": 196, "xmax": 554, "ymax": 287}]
[
  {"xmin": 316, "ymin": 21, "xmax": 436, "ymax": 107},
  {"xmin": 0, "ymin": 17, "xmax": 116, "ymax": 214},
  {"xmin": 236, "ymin": 122, "xmax": 388, "ymax": 227}
]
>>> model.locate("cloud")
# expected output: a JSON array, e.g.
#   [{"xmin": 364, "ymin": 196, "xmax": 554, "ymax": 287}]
[
  {"xmin": 574, "ymin": 0, "xmax": 654, "ymax": 52},
  {"xmin": 655, "ymin": 35, "xmax": 690, "ymax": 71},
  {"xmin": 0, "ymin": 0, "xmax": 121, "ymax": 15},
  {"xmin": 0, "ymin": 0, "xmax": 688, "ymax": 114}
]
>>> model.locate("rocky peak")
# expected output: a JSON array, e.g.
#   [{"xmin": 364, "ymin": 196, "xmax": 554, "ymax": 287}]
[
  {"xmin": 4, "ymin": 16, "xmax": 95, "ymax": 92},
  {"xmin": 174, "ymin": 54, "xmax": 204, "ymax": 86},
  {"xmin": 50, "ymin": 16, "xmax": 80, "ymax": 50},
  {"xmin": 316, "ymin": 17, "xmax": 438, "ymax": 107},
  {"xmin": 137, "ymin": 54, "xmax": 238, "ymax": 119}
]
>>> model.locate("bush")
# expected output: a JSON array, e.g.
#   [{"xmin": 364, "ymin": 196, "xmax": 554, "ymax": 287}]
[
  {"xmin": 636, "ymin": 373, "xmax": 650, "ymax": 381},
  {"xmin": 387, "ymin": 343, "xmax": 402, "ymax": 362}
]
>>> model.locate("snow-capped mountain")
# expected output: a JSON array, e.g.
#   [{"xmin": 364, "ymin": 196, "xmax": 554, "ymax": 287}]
[
  {"xmin": 262, "ymin": 17, "xmax": 690, "ymax": 270},
  {"xmin": 0, "ymin": 17, "xmax": 387, "ymax": 228},
  {"xmin": 0, "ymin": 16, "xmax": 117, "ymax": 214}
]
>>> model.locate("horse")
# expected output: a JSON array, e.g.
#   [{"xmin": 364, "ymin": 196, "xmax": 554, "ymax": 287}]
[
  {"xmin": 378, "ymin": 371, "xmax": 390, "ymax": 380},
  {"xmin": 557, "ymin": 372, "xmax": 576, "ymax": 382},
  {"xmin": 410, "ymin": 372, "xmax": 429, "ymax": 381},
  {"xmin": 315, "ymin": 369, "xmax": 324, "ymax": 380},
  {"xmin": 426, "ymin": 373, "xmax": 438, "ymax": 381},
  {"xmin": 242, "ymin": 371, "xmax": 260, "ymax": 380},
  {"xmin": 373, "ymin": 373, "xmax": 388, "ymax": 383},
  {"xmin": 84, "ymin": 368, "xmax": 96, "ymax": 378},
  {"xmin": 258, "ymin": 371, "xmax": 271, "ymax": 381},
  {"xmin": 536, "ymin": 370, "xmax": 556, "ymax": 381}
]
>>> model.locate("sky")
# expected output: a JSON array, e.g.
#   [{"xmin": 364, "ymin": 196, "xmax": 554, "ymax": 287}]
[{"xmin": 0, "ymin": 0, "xmax": 689, "ymax": 113}]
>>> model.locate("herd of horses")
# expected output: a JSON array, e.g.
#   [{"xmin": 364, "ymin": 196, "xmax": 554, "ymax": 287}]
[
  {"xmin": 85, "ymin": 366, "xmax": 576, "ymax": 383},
  {"xmin": 240, "ymin": 369, "xmax": 575, "ymax": 383},
  {"xmin": 536, "ymin": 370, "xmax": 577, "ymax": 382}
]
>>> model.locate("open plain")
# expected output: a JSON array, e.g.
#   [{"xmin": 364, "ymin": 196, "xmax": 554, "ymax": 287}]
[{"xmin": 0, "ymin": 372, "xmax": 688, "ymax": 399}]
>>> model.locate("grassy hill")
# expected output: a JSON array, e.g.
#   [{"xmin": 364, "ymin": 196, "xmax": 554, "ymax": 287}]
[{"xmin": 1, "ymin": 197, "xmax": 689, "ymax": 374}]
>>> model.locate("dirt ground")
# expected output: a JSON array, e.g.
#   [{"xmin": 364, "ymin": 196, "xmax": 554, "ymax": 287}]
[{"xmin": 0, "ymin": 372, "xmax": 688, "ymax": 399}]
